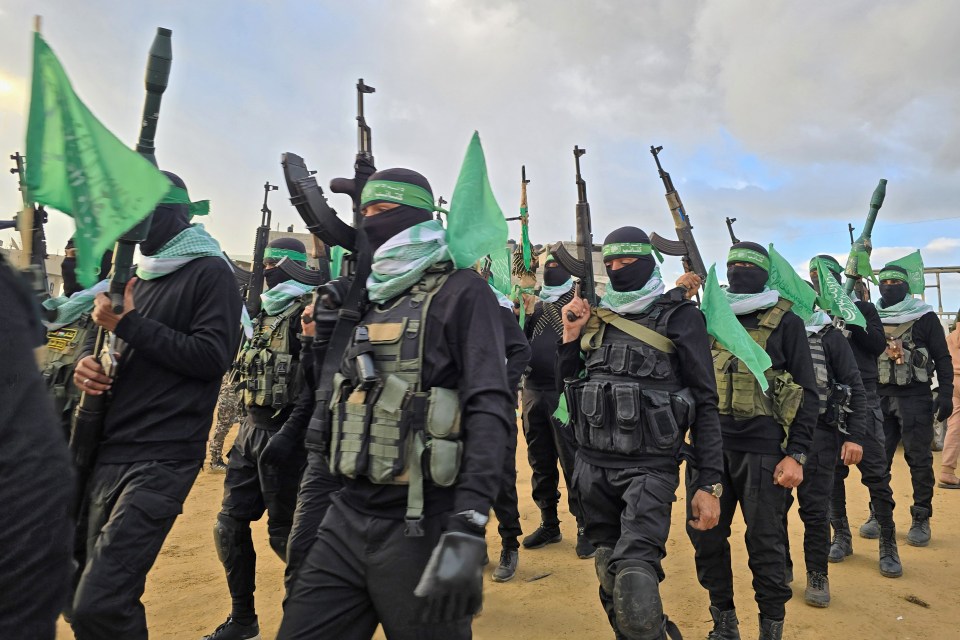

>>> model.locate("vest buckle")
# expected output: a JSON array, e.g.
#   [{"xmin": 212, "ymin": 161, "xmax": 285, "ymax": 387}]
[{"xmin": 404, "ymin": 516, "xmax": 425, "ymax": 538}]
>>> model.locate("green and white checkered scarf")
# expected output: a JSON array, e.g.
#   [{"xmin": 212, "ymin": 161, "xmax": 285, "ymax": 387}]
[
  {"xmin": 539, "ymin": 277, "xmax": 574, "ymax": 303},
  {"xmin": 723, "ymin": 287, "xmax": 780, "ymax": 315},
  {"xmin": 599, "ymin": 267, "xmax": 665, "ymax": 315},
  {"xmin": 261, "ymin": 280, "xmax": 314, "ymax": 316},
  {"xmin": 136, "ymin": 224, "xmax": 224, "ymax": 280},
  {"xmin": 42, "ymin": 279, "xmax": 109, "ymax": 330},
  {"xmin": 367, "ymin": 220, "xmax": 451, "ymax": 303},
  {"xmin": 876, "ymin": 297, "xmax": 933, "ymax": 325}
]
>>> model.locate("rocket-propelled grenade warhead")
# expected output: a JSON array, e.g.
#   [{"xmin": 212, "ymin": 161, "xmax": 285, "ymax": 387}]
[{"xmin": 137, "ymin": 27, "xmax": 173, "ymax": 164}]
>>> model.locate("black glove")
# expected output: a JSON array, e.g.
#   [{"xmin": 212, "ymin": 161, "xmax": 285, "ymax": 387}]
[
  {"xmin": 259, "ymin": 431, "xmax": 295, "ymax": 467},
  {"xmin": 312, "ymin": 276, "xmax": 352, "ymax": 343},
  {"xmin": 935, "ymin": 390, "xmax": 954, "ymax": 423},
  {"xmin": 413, "ymin": 521, "xmax": 486, "ymax": 623}
]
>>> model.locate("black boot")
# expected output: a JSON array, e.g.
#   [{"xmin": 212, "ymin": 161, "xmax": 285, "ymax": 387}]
[
  {"xmin": 859, "ymin": 503, "xmax": 879, "ymax": 539},
  {"xmin": 828, "ymin": 517, "xmax": 853, "ymax": 563},
  {"xmin": 804, "ymin": 571, "xmax": 830, "ymax": 608},
  {"xmin": 576, "ymin": 526, "xmax": 596, "ymax": 559},
  {"xmin": 906, "ymin": 506, "xmax": 931, "ymax": 547},
  {"xmin": 491, "ymin": 548, "xmax": 519, "ymax": 583},
  {"xmin": 201, "ymin": 616, "xmax": 261, "ymax": 640},
  {"xmin": 522, "ymin": 509, "xmax": 561, "ymax": 549},
  {"xmin": 706, "ymin": 605, "xmax": 740, "ymax": 640},
  {"xmin": 758, "ymin": 616, "xmax": 784, "ymax": 640},
  {"xmin": 878, "ymin": 523, "xmax": 903, "ymax": 578}
]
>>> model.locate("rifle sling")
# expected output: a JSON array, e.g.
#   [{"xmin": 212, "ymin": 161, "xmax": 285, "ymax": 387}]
[{"xmin": 594, "ymin": 307, "xmax": 676, "ymax": 354}]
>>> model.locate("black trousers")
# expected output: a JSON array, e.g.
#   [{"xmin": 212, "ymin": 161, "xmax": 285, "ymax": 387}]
[
  {"xmin": 832, "ymin": 382, "xmax": 896, "ymax": 524},
  {"xmin": 277, "ymin": 495, "xmax": 471, "ymax": 640},
  {"xmin": 71, "ymin": 459, "xmax": 200, "ymax": 640},
  {"xmin": 880, "ymin": 393, "xmax": 935, "ymax": 516},
  {"xmin": 219, "ymin": 420, "xmax": 306, "ymax": 612},
  {"xmin": 492, "ymin": 422, "xmax": 523, "ymax": 549},
  {"xmin": 521, "ymin": 386, "xmax": 581, "ymax": 522},
  {"xmin": 573, "ymin": 457, "xmax": 678, "ymax": 634},
  {"xmin": 687, "ymin": 450, "xmax": 791, "ymax": 621},
  {"xmin": 285, "ymin": 448, "xmax": 340, "ymax": 593},
  {"xmin": 785, "ymin": 426, "xmax": 839, "ymax": 574}
]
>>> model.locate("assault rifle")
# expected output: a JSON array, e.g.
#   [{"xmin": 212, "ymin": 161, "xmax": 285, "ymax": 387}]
[
  {"xmin": 843, "ymin": 179, "xmax": 887, "ymax": 296},
  {"xmin": 10, "ymin": 151, "xmax": 50, "ymax": 300},
  {"xmin": 71, "ymin": 27, "xmax": 172, "ymax": 517},
  {"xmin": 245, "ymin": 181, "xmax": 277, "ymax": 315},
  {"xmin": 648, "ymin": 145, "xmax": 707, "ymax": 280},
  {"xmin": 506, "ymin": 166, "xmax": 534, "ymax": 276},
  {"xmin": 551, "ymin": 146, "xmax": 598, "ymax": 320},
  {"xmin": 330, "ymin": 78, "xmax": 376, "ymax": 229},
  {"xmin": 725, "ymin": 216, "xmax": 739, "ymax": 245}
]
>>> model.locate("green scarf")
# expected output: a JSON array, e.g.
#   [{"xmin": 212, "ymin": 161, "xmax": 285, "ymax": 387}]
[
  {"xmin": 42, "ymin": 279, "xmax": 109, "ymax": 329},
  {"xmin": 723, "ymin": 287, "xmax": 780, "ymax": 315},
  {"xmin": 599, "ymin": 267, "xmax": 665, "ymax": 315},
  {"xmin": 367, "ymin": 220, "xmax": 451, "ymax": 303},
  {"xmin": 137, "ymin": 224, "xmax": 225, "ymax": 280},
  {"xmin": 261, "ymin": 280, "xmax": 314, "ymax": 316},
  {"xmin": 876, "ymin": 297, "xmax": 933, "ymax": 324}
]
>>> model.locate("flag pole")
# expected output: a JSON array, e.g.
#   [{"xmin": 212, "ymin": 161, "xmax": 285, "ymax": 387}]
[{"xmin": 17, "ymin": 16, "xmax": 42, "ymax": 269}]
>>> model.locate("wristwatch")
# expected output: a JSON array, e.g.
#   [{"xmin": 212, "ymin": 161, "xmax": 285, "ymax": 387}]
[
  {"xmin": 698, "ymin": 483, "xmax": 723, "ymax": 498},
  {"xmin": 788, "ymin": 452, "xmax": 807, "ymax": 466},
  {"xmin": 457, "ymin": 510, "xmax": 489, "ymax": 529}
]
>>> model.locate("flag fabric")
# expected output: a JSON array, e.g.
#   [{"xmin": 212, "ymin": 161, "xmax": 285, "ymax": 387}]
[
  {"xmin": 885, "ymin": 250, "xmax": 925, "ymax": 295},
  {"xmin": 813, "ymin": 257, "xmax": 866, "ymax": 328},
  {"xmin": 25, "ymin": 32, "xmax": 173, "ymax": 287},
  {"xmin": 701, "ymin": 264, "xmax": 773, "ymax": 391},
  {"xmin": 446, "ymin": 131, "xmax": 509, "ymax": 269},
  {"xmin": 489, "ymin": 246, "xmax": 512, "ymax": 296},
  {"xmin": 329, "ymin": 245, "xmax": 350, "ymax": 280},
  {"xmin": 847, "ymin": 247, "xmax": 878, "ymax": 284},
  {"xmin": 766, "ymin": 244, "xmax": 817, "ymax": 322}
]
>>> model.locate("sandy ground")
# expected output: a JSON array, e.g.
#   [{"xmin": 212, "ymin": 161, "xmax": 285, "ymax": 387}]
[{"xmin": 58, "ymin": 425, "xmax": 960, "ymax": 640}]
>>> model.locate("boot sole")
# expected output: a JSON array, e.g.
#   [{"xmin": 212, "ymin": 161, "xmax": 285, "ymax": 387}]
[
  {"xmin": 906, "ymin": 537, "xmax": 929, "ymax": 547},
  {"xmin": 880, "ymin": 568, "xmax": 903, "ymax": 578},
  {"xmin": 491, "ymin": 571, "xmax": 516, "ymax": 583},
  {"xmin": 804, "ymin": 596, "xmax": 830, "ymax": 608},
  {"xmin": 938, "ymin": 482, "xmax": 960, "ymax": 489},
  {"xmin": 827, "ymin": 553, "xmax": 850, "ymax": 563},
  {"xmin": 522, "ymin": 535, "xmax": 562, "ymax": 549},
  {"xmin": 859, "ymin": 530, "xmax": 879, "ymax": 540},
  {"xmin": 577, "ymin": 549, "xmax": 597, "ymax": 559}
]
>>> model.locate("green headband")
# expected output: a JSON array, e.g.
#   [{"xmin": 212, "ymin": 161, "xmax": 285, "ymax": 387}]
[
  {"xmin": 877, "ymin": 269, "xmax": 907, "ymax": 283},
  {"xmin": 809, "ymin": 255, "xmax": 842, "ymax": 274},
  {"xmin": 360, "ymin": 180, "xmax": 440, "ymax": 212},
  {"xmin": 264, "ymin": 247, "xmax": 307, "ymax": 262},
  {"xmin": 602, "ymin": 242, "xmax": 664, "ymax": 263},
  {"xmin": 727, "ymin": 247, "xmax": 770, "ymax": 271}
]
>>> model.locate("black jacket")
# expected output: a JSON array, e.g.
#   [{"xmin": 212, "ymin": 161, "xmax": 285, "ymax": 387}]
[
  {"xmin": 524, "ymin": 292, "xmax": 572, "ymax": 390},
  {"xmin": 817, "ymin": 326, "xmax": 867, "ymax": 444},
  {"xmin": 878, "ymin": 311, "xmax": 953, "ymax": 398},
  {"xmin": 847, "ymin": 300, "xmax": 886, "ymax": 382},
  {"xmin": 501, "ymin": 306, "xmax": 531, "ymax": 392}
]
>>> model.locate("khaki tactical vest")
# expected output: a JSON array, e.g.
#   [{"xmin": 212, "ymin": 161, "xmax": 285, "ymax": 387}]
[
  {"xmin": 712, "ymin": 299, "xmax": 804, "ymax": 434},
  {"xmin": 565, "ymin": 292, "xmax": 696, "ymax": 459},
  {"xmin": 42, "ymin": 315, "xmax": 95, "ymax": 425},
  {"xmin": 237, "ymin": 296, "xmax": 308, "ymax": 410},
  {"xmin": 878, "ymin": 320, "xmax": 934, "ymax": 386},
  {"xmin": 808, "ymin": 326, "xmax": 853, "ymax": 430},
  {"xmin": 328, "ymin": 265, "xmax": 462, "ymax": 534}
]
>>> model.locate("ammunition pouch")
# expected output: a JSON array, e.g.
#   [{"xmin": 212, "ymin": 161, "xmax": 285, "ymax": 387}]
[
  {"xmin": 42, "ymin": 315, "xmax": 95, "ymax": 425},
  {"xmin": 823, "ymin": 382, "xmax": 854, "ymax": 432},
  {"xmin": 238, "ymin": 298, "xmax": 307, "ymax": 410},
  {"xmin": 878, "ymin": 321, "xmax": 933, "ymax": 386}
]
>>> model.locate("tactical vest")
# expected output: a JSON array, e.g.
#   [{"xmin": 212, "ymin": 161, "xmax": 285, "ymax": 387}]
[
  {"xmin": 237, "ymin": 296, "xmax": 308, "ymax": 410},
  {"xmin": 564, "ymin": 293, "xmax": 695, "ymax": 459},
  {"xmin": 808, "ymin": 326, "xmax": 853, "ymax": 431},
  {"xmin": 42, "ymin": 314, "xmax": 95, "ymax": 424},
  {"xmin": 877, "ymin": 320, "xmax": 934, "ymax": 386},
  {"xmin": 712, "ymin": 299, "xmax": 804, "ymax": 432},
  {"xmin": 328, "ymin": 265, "xmax": 462, "ymax": 534}
]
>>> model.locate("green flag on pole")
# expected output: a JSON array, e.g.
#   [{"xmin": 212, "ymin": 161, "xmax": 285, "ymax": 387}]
[
  {"xmin": 884, "ymin": 250, "xmax": 925, "ymax": 295},
  {"xmin": 446, "ymin": 131, "xmax": 509, "ymax": 269},
  {"xmin": 702, "ymin": 264, "xmax": 773, "ymax": 391},
  {"xmin": 766, "ymin": 244, "xmax": 817, "ymax": 323},
  {"xmin": 489, "ymin": 246, "xmax": 512, "ymax": 296},
  {"xmin": 813, "ymin": 257, "xmax": 866, "ymax": 328},
  {"xmin": 25, "ymin": 32, "xmax": 173, "ymax": 287}
]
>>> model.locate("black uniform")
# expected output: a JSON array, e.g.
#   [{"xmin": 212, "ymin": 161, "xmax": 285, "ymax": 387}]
[
  {"xmin": 492, "ymin": 305, "xmax": 531, "ymax": 550},
  {"xmin": 878, "ymin": 311, "xmax": 953, "ymax": 518},
  {"xmin": 70, "ymin": 255, "xmax": 241, "ymax": 639},
  {"xmin": 785, "ymin": 325, "xmax": 866, "ymax": 575},
  {"xmin": 687, "ymin": 302, "xmax": 818, "ymax": 623},
  {"xmin": 278, "ymin": 269, "xmax": 513, "ymax": 640},
  {"xmin": 831, "ymin": 301, "xmax": 895, "ymax": 527},
  {"xmin": 0, "ymin": 256, "xmax": 74, "ymax": 640}
]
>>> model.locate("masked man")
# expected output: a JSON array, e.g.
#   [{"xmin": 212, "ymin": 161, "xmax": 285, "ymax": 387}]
[{"xmin": 560, "ymin": 227, "xmax": 723, "ymax": 640}]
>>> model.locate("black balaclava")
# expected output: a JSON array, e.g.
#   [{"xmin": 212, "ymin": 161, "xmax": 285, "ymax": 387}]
[
  {"xmin": 62, "ymin": 238, "xmax": 113, "ymax": 295},
  {"xmin": 360, "ymin": 168, "xmax": 433, "ymax": 255},
  {"xmin": 543, "ymin": 259, "xmax": 571, "ymax": 287},
  {"xmin": 726, "ymin": 241, "xmax": 769, "ymax": 294},
  {"xmin": 879, "ymin": 265, "xmax": 909, "ymax": 307},
  {"xmin": 809, "ymin": 253, "xmax": 842, "ymax": 295},
  {"xmin": 140, "ymin": 171, "xmax": 191, "ymax": 256},
  {"xmin": 602, "ymin": 227, "xmax": 656, "ymax": 292},
  {"xmin": 263, "ymin": 237, "xmax": 307, "ymax": 289}
]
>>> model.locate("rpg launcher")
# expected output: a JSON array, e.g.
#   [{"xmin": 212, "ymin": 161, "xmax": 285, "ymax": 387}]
[
  {"xmin": 10, "ymin": 151, "xmax": 50, "ymax": 301},
  {"xmin": 843, "ymin": 179, "xmax": 887, "ymax": 296},
  {"xmin": 551, "ymin": 146, "xmax": 598, "ymax": 321},
  {"xmin": 71, "ymin": 26, "xmax": 172, "ymax": 521},
  {"xmin": 648, "ymin": 145, "xmax": 707, "ymax": 280}
]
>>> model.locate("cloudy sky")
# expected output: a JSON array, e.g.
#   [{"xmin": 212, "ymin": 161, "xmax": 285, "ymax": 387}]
[{"xmin": 1, "ymin": 0, "xmax": 958, "ymax": 312}]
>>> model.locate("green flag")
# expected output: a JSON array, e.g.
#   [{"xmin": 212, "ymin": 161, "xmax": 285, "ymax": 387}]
[
  {"xmin": 848, "ymin": 247, "xmax": 878, "ymax": 284},
  {"xmin": 446, "ymin": 131, "xmax": 509, "ymax": 269},
  {"xmin": 814, "ymin": 257, "xmax": 866, "ymax": 328},
  {"xmin": 489, "ymin": 246, "xmax": 512, "ymax": 296},
  {"xmin": 702, "ymin": 264, "xmax": 773, "ymax": 391},
  {"xmin": 885, "ymin": 250, "xmax": 925, "ymax": 295},
  {"xmin": 329, "ymin": 245, "xmax": 350, "ymax": 280},
  {"xmin": 766, "ymin": 244, "xmax": 817, "ymax": 322},
  {"xmin": 25, "ymin": 32, "xmax": 173, "ymax": 287}
]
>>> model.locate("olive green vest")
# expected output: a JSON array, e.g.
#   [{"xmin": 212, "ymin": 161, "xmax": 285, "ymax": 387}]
[
  {"xmin": 42, "ymin": 315, "xmax": 95, "ymax": 424},
  {"xmin": 712, "ymin": 299, "xmax": 804, "ymax": 433},
  {"xmin": 328, "ymin": 265, "xmax": 462, "ymax": 534},
  {"xmin": 237, "ymin": 295, "xmax": 309, "ymax": 410},
  {"xmin": 878, "ymin": 320, "xmax": 934, "ymax": 386}
]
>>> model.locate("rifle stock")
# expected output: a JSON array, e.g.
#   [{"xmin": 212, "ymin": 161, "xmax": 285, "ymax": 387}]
[{"xmin": 649, "ymin": 145, "xmax": 707, "ymax": 280}]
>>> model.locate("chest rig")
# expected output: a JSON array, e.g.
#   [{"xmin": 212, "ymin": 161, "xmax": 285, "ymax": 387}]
[
  {"xmin": 808, "ymin": 326, "xmax": 853, "ymax": 431},
  {"xmin": 711, "ymin": 298, "xmax": 804, "ymax": 435},
  {"xmin": 42, "ymin": 314, "xmax": 95, "ymax": 422},
  {"xmin": 878, "ymin": 319, "xmax": 934, "ymax": 386},
  {"xmin": 328, "ymin": 264, "xmax": 461, "ymax": 536},
  {"xmin": 564, "ymin": 292, "xmax": 695, "ymax": 459},
  {"xmin": 237, "ymin": 296, "xmax": 307, "ymax": 410}
]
